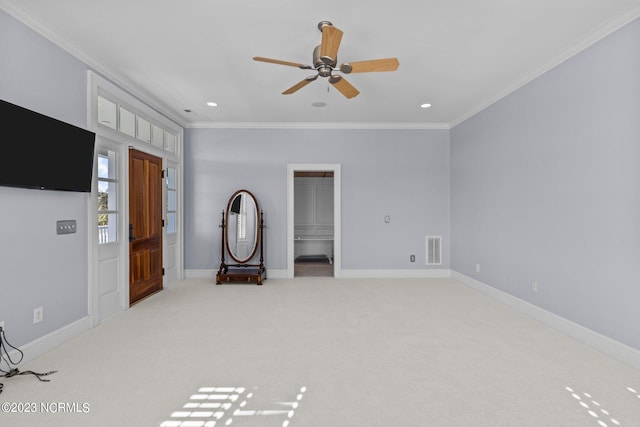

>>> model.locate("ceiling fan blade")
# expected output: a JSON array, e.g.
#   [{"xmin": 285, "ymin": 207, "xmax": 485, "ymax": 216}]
[
  {"xmin": 320, "ymin": 25, "xmax": 343, "ymax": 62},
  {"xmin": 340, "ymin": 58, "xmax": 400, "ymax": 74},
  {"xmin": 329, "ymin": 75, "xmax": 360, "ymax": 99},
  {"xmin": 282, "ymin": 75, "xmax": 318, "ymax": 95},
  {"xmin": 253, "ymin": 56, "xmax": 312, "ymax": 69}
]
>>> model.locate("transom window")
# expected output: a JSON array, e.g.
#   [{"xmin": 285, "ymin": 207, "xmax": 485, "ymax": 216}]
[{"xmin": 97, "ymin": 95, "xmax": 178, "ymax": 154}]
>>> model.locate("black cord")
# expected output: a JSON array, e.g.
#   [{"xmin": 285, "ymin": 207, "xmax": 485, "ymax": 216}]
[
  {"xmin": 0, "ymin": 327, "xmax": 57, "ymax": 394},
  {"xmin": 0, "ymin": 327, "xmax": 24, "ymax": 368}
]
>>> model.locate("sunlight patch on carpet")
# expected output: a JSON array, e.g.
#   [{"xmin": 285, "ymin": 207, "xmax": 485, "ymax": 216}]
[
  {"xmin": 565, "ymin": 386, "xmax": 621, "ymax": 426},
  {"xmin": 161, "ymin": 385, "xmax": 307, "ymax": 426}
]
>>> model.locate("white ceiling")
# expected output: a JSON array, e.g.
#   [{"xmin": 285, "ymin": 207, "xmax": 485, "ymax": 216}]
[{"xmin": 3, "ymin": 0, "xmax": 640, "ymax": 128}]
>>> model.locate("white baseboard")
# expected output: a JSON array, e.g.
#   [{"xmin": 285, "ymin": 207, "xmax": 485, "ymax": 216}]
[
  {"xmin": 451, "ymin": 271, "xmax": 640, "ymax": 370},
  {"xmin": 185, "ymin": 269, "xmax": 289, "ymax": 280},
  {"xmin": 6, "ymin": 316, "xmax": 92, "ymax": 367},
  {"xmin": 340, "ymin": 269, "xmax": 451, "ymax": 279},
  {"xmin": 265, "ymin": 269, "xmax": 288, "ymax": 279},
  {"xmin": 15, "ymin": 271, "xmax": 636, "ymax": 374},
  {"xmin": 184, "ymin": 269, "xmax": 216, "ymax": 279},
  {"xmin": 186, "ymin": 268, "xmax": 451, "ymax": 280}
]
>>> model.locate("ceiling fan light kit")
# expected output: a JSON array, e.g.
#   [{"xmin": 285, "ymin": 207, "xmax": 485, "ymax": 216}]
[{"xmin": 253, "ymin": 21, "xmax": 399, "ymax": 99}]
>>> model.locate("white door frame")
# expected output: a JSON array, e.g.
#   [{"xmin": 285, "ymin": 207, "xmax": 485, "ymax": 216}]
[
  {"xmin": 87, "ymin": 71, "xmax": 184, "ymax": 326},
  {"xmin": 90, "ymin": 137, "xmax": 129, "ymax": 326},
  {"xmin": 287, "ymin": 163, "xmax": 341, "ymax": 278}
]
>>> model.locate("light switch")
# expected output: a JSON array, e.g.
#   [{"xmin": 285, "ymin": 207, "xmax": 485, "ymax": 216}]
[{"xmin": 57, "ymin": 220, "xmax": 77, "ymax": 235}]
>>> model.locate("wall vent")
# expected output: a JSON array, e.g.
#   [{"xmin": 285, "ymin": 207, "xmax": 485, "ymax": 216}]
[{"xmin": 426, "ymin": 236, "xmax": 442, "ymax": 265}]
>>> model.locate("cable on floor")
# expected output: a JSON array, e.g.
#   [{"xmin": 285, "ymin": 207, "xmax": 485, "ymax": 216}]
[{"xmin": 0, "ymin": 326, "xmax": 57, "ymax": 394}]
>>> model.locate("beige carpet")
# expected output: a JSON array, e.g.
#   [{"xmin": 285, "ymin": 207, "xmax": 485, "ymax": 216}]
[{"xmin": 2, "ymin": 277, "xmax": 640, "ymax": 426}]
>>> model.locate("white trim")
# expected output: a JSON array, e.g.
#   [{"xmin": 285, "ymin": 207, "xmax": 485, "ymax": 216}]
[
  {"xmin": 341, "ymin": 269, "xmax": 451, "ymax": 279},
  {"xmin": 185, "ymin": 269, "xmax": 288, "ymax": 280},
  {"xmin": 90, "ymin": 73, "xmax": 183, "ymax": 143},
  {"xmin": 184, "ymin": 269, "xmax": 216, "ymax": 280},
  {"xmin": 4, "ymin": 0, "xmax": 639, "ymax": 130},
  {"xmin": 287, "ymin": 164, "xmax": 342, "ymax": 279},
  {"xmin": 265, "ymin": 269, "xmax": 288, "ymax": 279},
  {"xmin": 87, "ymin": 74, "xmax": 98, "ymax": 328},
  {"xmin": 1, "ymin": 1, "xmax": 187, "ymax": 128},
  {"xmin": 451, "ymin": 271, "xmax": 640, "ymax": 370},
  {"xmin": 450, "ymin": 6, "xmax": 640, "ymax": 128},
  {"xmin": 5, "ymin": 317, "xmax": 92, "ymax": 366},
  {"xmin": 187, "ymin": 122, "xmax": 450, "ymax": 130},
  {"xmin": 88, "ymin": 71, "xmax": 185, "ymax": 326},
  {"xmin": 186, "ymin": 269, "xmax": 446, "ymax": 280}
]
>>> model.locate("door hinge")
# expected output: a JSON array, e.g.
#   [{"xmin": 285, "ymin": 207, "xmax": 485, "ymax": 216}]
[
  {"xmin": 162, "ymin": 268, "xmax": 165, "ymax": 276},
  {"xmin": 161, "ymin": 169, "xmax": 165, "ymax": 178},
  {"xmin": 162, "ymin": 219, "xmax": 165, "ymax": 227}
]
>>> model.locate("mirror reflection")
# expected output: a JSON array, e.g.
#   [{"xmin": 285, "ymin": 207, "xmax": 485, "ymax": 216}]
[{"xmin": 226, "ymin": 191, "xmax": 258, "ymax": 262}]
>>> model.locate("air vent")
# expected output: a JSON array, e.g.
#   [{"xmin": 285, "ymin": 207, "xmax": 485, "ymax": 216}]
[{"xmin": 426, "ymin": 236, "xmax": 442, "ymax": 265}]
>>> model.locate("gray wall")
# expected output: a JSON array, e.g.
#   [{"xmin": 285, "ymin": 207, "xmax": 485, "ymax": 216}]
[
  {"xmin": 184, "ymin": 128, "xmax": 451, "ymax": 271},
  {"xmin": 1, "ymin": 10, "xmax": 91, "ymax": 347},
  {"xmin": 451, "ymin": 18, "xmax": 640, "ymax": 350}
]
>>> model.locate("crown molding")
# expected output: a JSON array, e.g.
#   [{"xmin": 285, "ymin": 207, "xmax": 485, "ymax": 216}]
[
  {"xmin": 1, "ymin": 0, "xmax": 188, "ymax": 128},
  {"xmin": 5, "ymin": 0, "xmax": 638, "ymax": 131},
  {"xmin": 450, "ymin": 7, "xmax": 640, "ymax": 128},
  {"xmin": 185, "ymin": 122, "xmax": 450, "ymax": 130}
]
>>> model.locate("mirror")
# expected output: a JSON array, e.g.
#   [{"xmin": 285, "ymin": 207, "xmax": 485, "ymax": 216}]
[{"xmin": 225, "ymin": 190, "xmax": 259, "ymax": 263}]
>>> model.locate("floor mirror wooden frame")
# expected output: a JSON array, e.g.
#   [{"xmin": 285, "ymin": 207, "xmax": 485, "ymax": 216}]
[{"xmin": 216, "ymin": 189, "xmax": 266, "ymax": 285}]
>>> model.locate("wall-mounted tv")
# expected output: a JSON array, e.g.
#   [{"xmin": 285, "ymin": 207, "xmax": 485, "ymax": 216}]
[{"xmin": 0, "ymin": 99, "xmax": 95, "ymax": 193}]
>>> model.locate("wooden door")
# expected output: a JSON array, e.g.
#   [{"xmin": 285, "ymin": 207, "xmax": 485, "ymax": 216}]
[{"xmin": 129, "ymin": 149, "xmax": 163, "ymax": 304}]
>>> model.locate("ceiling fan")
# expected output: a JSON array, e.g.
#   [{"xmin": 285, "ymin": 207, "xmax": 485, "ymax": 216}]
[{"xmin": 253, "ymin": 21, "xmax": 399, "ymax": 99}]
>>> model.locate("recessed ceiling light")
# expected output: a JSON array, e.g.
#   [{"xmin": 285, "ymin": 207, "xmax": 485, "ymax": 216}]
[
  {"xmin": 420, "ymin": 103, "xmax": 432, "ymax": 109},
  {"xmin": 206, "ymin": 101, "xmax": 218, "ymax": 107},
  {"xmin": 312, "ymin": 101, "xmax": 327, "ymax": 108}
]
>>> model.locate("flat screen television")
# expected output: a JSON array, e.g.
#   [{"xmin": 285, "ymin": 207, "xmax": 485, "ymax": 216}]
[{"xmin": 0, "ymin": 99, "xmax": 95, "ymax": 193}]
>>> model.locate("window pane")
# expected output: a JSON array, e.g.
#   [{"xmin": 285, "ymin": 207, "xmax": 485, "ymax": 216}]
[
  {"xmin": 98, "ymin": 213, "xmax": 117, "ymax": 244},
  {"xmin": 137, "ymin": 117, "xmax": 151, "ymax": 142},
  {"xmin": 166, "ymin": 212, "xmax": 176, "ymax": 234},
  {"xmin": 97, "ymin": 147, "xmax": 118, "ymax": 244},
  {"xmin": 98, "ymin": 96, "xmax": 117, "ymax": 129},
  {"xmin": 97, "ymin": 149, "xmax": 116, "ymax": 179},
  {"xmin": 98, "ymin": 156, "xmax": 109, "ymax": 180},
  {"xmin": 167, "ymin": 190, "xmax": 176, "ymax": 211},
  {"xmin": 152, "ymin": 124, "xmax": 164, "ymax": 148},
  {"xmin": 165, "ymin": 132, "xmax": 176, "ymax": 153},
  {"xmin": 166, "ymin": 167, "xmax": 176, "ymax": 190},
  {"xmin": 120, "ymin": 107, "xmax": 136, "ymax": 137},
  {"xmin": 98, "ymin": 181, "xmax": 117, "ymax": 211}
]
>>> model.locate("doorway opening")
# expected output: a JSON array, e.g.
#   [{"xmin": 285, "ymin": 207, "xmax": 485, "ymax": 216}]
[
  {"xmin": 287, "ymin": 164, "xmax": 341, "ymax": 278},
  {"xmin": 294, "ymin": 171, "xmax": 334, "ymax": 277}
]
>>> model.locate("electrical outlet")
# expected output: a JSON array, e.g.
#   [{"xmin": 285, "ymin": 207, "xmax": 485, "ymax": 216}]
[
  {"xmin": 410, "ymin": 254, "xmax": 415, "ymax": 262},
  {"xmin": 33, "ymin": 307, "xmax": 43, "ymax": 324},
  {"xmin": 531, "ymin": 282, "xmax": 539, "ymax": 293},
  {"xmin": 476, "ymin": 264, "xmax": 481, "ymax": 273}
]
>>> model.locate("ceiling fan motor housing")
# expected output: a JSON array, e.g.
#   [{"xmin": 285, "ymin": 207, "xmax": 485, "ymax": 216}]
[{"xmin": 313, "ymin": 45, "xmax": 335, "ymax": 77}]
